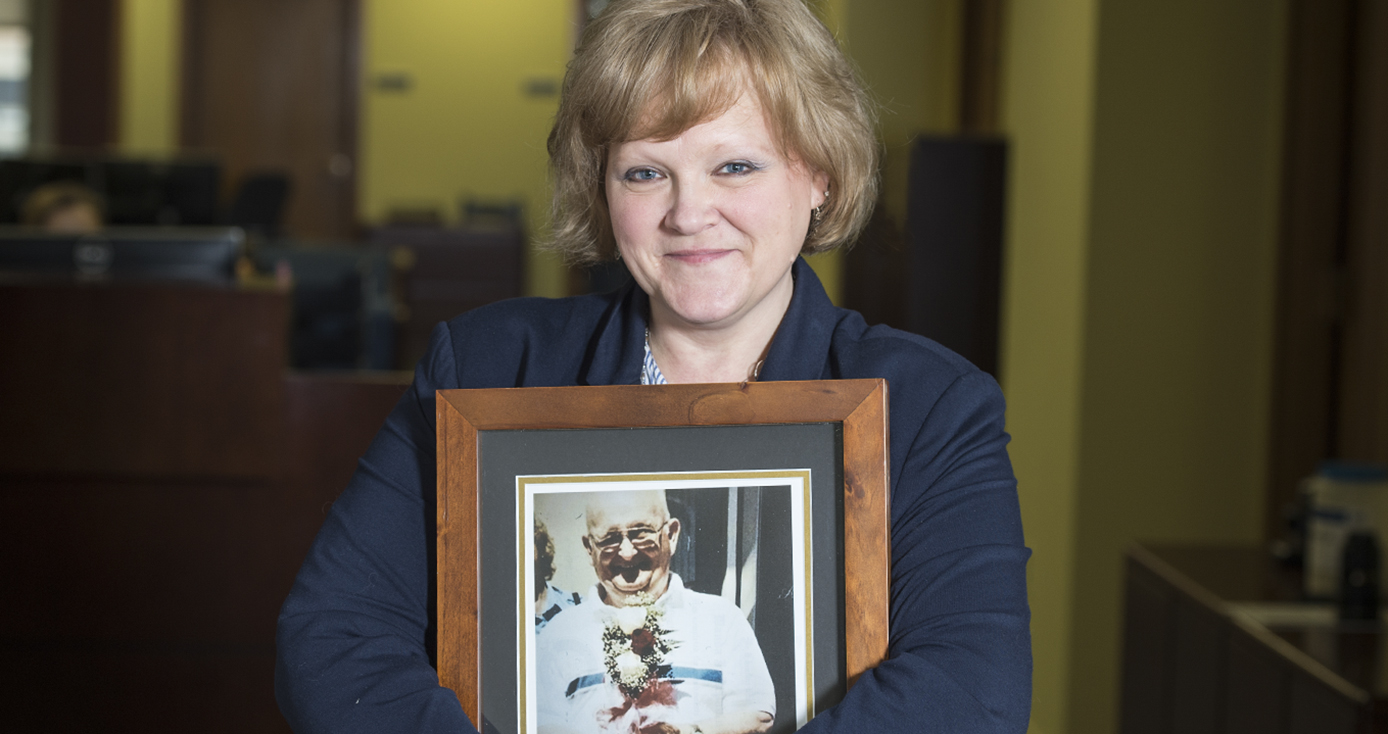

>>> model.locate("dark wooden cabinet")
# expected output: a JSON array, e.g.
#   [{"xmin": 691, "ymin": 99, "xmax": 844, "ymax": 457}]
[
  {"xmin": 0, "ymin": 278, "xmax": 411, "ymax": 732},
  {"xmin": 1123, "ymin": 546, "xmax": 1385, "ymax": 734}
]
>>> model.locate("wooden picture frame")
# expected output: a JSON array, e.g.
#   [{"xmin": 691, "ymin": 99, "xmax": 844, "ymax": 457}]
[{"xmin": 436, "ymin": 379, "xmax": 890, "ymax": 732}]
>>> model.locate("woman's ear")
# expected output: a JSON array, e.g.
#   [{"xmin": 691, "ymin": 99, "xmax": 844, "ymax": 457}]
[{"xmin": 811, "ymin": 169, "xmax": 830, "ymax": 209}]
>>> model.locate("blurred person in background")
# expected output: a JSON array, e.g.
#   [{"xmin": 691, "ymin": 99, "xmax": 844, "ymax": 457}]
[{"xmin": 21, "ymin": 181, "xmax": 104, "ymax": 234}]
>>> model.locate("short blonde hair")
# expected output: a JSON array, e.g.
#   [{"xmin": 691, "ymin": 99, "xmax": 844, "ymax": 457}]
[
  {"xmin": 21, "ymin": 181, "xmax": 105, "ymax": 228},
  {"xmin": 547, "ymin": 0, "xmax": 878, "ymax": 264}
]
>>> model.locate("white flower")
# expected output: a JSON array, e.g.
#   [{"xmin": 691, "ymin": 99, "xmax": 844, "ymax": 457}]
[
  {"xmin": 615, "ymin": 651, "xmax": 646, "ymax": 688},
  {"xmin": 615, "ymin": 605, "xmax": 648, "ymax": 635}
]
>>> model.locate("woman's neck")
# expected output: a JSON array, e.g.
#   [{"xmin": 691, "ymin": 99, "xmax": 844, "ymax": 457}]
[{"xmin": 646, "ymin": 295, "xmax": 787, "ymax": 384}]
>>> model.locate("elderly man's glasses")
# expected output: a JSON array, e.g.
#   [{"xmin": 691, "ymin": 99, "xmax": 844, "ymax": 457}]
[{"xmin": 590, "ymin": 520, "xmax": 671, "ymax": 551}]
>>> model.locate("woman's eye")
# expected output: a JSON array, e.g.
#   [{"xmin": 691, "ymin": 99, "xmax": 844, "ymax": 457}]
[
  {"xmin": 719, "ymin": 161, "xmax": 756, "ymax": 175},
  {"xmin": 624, "ymin": 168, "xmax": 661, "ymax": 182}
]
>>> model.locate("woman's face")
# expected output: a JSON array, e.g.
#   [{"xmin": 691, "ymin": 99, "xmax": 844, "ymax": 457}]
[{"xmin": 606, "ymin": 93, "xmax": 828, "ymax": 333}]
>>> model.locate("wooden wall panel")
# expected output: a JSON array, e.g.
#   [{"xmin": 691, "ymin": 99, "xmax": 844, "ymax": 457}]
[
  {"xmin": 0, "ymin": 281, "xmax": 289, "ymax": 478},
  {"xmin": 1268, "ymin": 0, "xmax": 1388, "ymax": 540},
  {"xmin": 181, "ymin": 0, "xmax": 360, "ymax": 240},
  {"xmin": 0, "ymin": 476, "xmax": 287, "ymax": 642},
  {"xmin": 1224, "ymin": 629, "xmax": 1291, "ymax": 734},
  {"xmin": 1335, "ymin": 0, "xmax": 1388, "ymax": 464},
  {"xmin": 1289, "ymin": 675, "xmax": 1364, "ymax": 734},
  {"xmin": 54, "ymin": 0, "xmax": 119, "ymax": 149},
  {"xmin": 1170, "ymin": 600, "xmax": 1229, "ymax": 734},
  {"xmin": 1121, "ymin": 557, "xmax": 1175, "ymax": 734},
  {"xmin": 1266, "ymin": 0, "xmax": 1356, "ymax": 542},
  {"xmin": 0, "ymin": 278, "xmax": 410, "ymax": 732}
]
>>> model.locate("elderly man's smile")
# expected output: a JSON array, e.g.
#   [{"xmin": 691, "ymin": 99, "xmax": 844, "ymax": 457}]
[{"xmin": 608, "ymin": 559, "xmax": 653, "ymax": 589}]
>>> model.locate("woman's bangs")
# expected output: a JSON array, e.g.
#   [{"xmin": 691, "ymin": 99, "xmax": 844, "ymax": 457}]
[{"xmin": 627, "ymin": 39, "xmax": 750, "ymax": 142}]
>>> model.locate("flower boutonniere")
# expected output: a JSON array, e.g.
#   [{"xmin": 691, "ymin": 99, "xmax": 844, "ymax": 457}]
[{"xmin": 601, "ymin": 592, "xmax": 675, "ymax": 700}]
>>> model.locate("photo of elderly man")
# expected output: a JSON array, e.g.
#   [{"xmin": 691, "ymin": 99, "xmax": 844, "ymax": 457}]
[{"xmin": 536, "ymin": 489, "xmax": 776, "ymax": 734}]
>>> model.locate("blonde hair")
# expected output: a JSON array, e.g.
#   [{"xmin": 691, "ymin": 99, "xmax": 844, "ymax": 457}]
[
  {"xmin": 546, "ymin": 0, "xmax": 879, "ymax": 264},
  {"xmin": 21, "ymin": 181, "xmax": 105, "ymax": 228}
]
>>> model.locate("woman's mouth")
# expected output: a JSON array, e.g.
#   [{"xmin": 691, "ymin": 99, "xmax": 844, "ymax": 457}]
[{"xmin": 666, "ymin": 248, "xmax": 732, "ymax": 265}]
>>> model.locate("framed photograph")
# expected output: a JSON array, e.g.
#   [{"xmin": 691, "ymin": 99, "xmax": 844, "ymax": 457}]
[{"xmin": 437, "ymin": 380, "xmax": 889, "ymax": 734}]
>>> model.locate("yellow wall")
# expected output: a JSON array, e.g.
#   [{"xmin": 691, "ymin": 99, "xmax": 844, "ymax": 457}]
[
  {"xmin": 999, "ymin": 1, "xmax": 1099, "ymax": 731},
  {"xmin": 802, "ymin": 0, "xmax": 961, "ymax": 305},
  {"xmin": 841, "ymin": 0, "xmax": 959, "ymax": 222},
  {"xmin": 118, "ymin": 0, "xmax": 181, "ymax": 154},
  {"xmin": 1002, "ymin": 1, "xmax": 1288, "ymax": 732},
  {"xmin": 1067, "ymin": 2, "xmax": 1287, "ymax": 731},
  {"xmin": 361, "ymin": 0, "xmax": 572, "ymax": 297}
]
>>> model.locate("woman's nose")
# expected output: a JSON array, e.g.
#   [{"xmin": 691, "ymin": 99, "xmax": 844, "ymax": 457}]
[{"xmin": 664, "ymin": 180, "xmax": 718, "ymax": 235}]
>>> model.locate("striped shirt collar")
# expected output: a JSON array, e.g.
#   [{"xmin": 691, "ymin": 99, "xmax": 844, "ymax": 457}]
[
  {"xmin": 641, "ymin": 328, "xmax": 767, "ymax": 384},
  {"xmin": 641, "ymin": 328, "xmax": 667, "ymax": 385}
]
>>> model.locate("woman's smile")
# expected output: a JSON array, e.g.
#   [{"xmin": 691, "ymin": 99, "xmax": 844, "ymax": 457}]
[{"xmin": 664, "ymin": 247, "xmax": 735, "ymax": 265}]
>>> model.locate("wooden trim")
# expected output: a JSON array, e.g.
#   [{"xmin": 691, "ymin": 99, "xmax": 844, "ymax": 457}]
[
  {"xmin": 54, "ymin": 0, "xmax": 121, "ymax": 149},
  {"xmin": 1126, "ymin": 544, "xmax": 1229, "ymax": 616},
  {"xmin": 959, "ymin": 0, "xmax": 1004, "ymax": 134},
  {"xmin": 1335, "ymin": 0, "xmax": 1388, "ymax": 465},
  {"xmin": 838, "ymin": 380, "xmax": 891, "ymax": 686},
  {"xmin": 1265, "ymin": 0, "xmax": 1357, "ymax": 543},
  {"xmin": 1226, "ymin": 616, "xmax": 1372, "ymax": 707},
  {"xmin": 435, "ymin": 379, "xmax": 892, "ymax": 727},
  {"xmin": 337, "ymin": 0, "xmax": 362, "ymax": 236},
  {"xmin": 436, "ymin": 392, "xmax": 481, "ymax": 724},
  {"xmin": 178, "ymin": 0, "xmax": 205, "ymax": 150}
]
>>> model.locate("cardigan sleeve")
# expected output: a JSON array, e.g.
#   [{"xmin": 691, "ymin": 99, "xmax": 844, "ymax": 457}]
[
  {"xmin": 801, "ymin": 370, "xmax": 1032, "ymax": 733},
  {"xmin": 275, "ymin": 324, "xmax": 478, "ymax": 733}
]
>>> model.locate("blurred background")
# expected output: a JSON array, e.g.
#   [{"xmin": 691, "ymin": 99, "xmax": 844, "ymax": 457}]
[{"xmin": 0, "ymin": 0, "xmax": 1383, "ymax": 733}]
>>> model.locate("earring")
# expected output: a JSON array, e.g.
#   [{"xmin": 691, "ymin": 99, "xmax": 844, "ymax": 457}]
[{"xmin": 811, "ymin": 190, "xmax": 829, "ymax": 221}]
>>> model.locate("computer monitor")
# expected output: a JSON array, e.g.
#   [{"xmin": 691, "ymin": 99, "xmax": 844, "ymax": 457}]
[
  {"xmin": 0, "ymin": 226, "xmax": 245, "ymax": 284},
  {"xmin": 101, "ymin": 160, "xmax": 222, "ymax": 226},
  {"xmin": 0, "ymin": 158, "xmax": 223, "ymax": 226}
]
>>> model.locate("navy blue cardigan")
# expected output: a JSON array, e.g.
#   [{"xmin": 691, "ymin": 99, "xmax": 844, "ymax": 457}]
[{"xmin": 275, "ymin": 260, "xmax": 1031, "ymax": 732}]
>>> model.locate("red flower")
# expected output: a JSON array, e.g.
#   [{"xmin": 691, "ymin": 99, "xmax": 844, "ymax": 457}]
[{"xmin": 630, "ymin": 628, "xmax": 656, "ymax": 656}]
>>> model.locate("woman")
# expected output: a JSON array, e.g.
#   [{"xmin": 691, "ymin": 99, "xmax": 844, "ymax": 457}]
[
  {"xmin": 275, "ymin": 0, "xmax": 1030, "ymax": 732},
  {"xmin": 534, "ymin": 519, "xmax": 580, "ymax": 633}
]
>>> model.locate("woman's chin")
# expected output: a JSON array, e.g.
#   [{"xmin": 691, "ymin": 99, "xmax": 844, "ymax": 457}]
[
  {"xmin": 656, "ymin": 293, "xmax": 749, "ymax": 329},
  {"xmin": 650, "ymin": 269, "xmax": 793, "ymax": 332}
]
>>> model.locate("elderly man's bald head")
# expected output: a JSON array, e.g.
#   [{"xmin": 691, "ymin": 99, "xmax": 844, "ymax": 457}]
[
  {"xmin": 585, "ymin": 490, "xmax": 670, "ymax": 534},
  {"xmin": 582, "ymin": 489, "xmax": 680, "ymax": 607}
]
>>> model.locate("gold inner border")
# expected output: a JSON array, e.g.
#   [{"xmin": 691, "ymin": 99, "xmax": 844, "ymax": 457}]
[{"xmin": 516, "ymin": 469, "xmax": 817, "ymax": 733}]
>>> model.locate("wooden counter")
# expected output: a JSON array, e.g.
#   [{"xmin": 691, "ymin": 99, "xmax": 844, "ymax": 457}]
[
  {"xmin": 0, "ymin": 278, "xmax": 413, "ymax": 732},
  {"xmin": 1123, "ymin": 544, "xmax": 1388, "ymax": 734}
]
